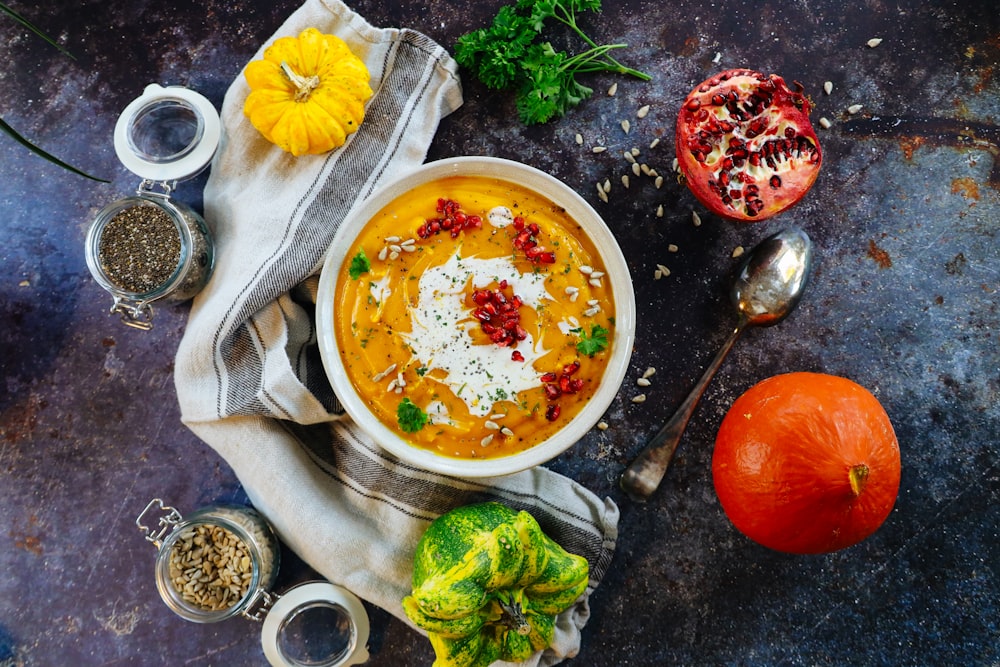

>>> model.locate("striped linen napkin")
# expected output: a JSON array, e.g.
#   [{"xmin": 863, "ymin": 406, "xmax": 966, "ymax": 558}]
[{"xmin": 173, "ymin": 0, "xmax": 619, "ymax": 664}]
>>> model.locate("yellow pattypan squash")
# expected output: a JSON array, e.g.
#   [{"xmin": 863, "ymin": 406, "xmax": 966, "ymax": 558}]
[{"xmin": 243, "ymin": 27, "xmax": 373, "ymax": 156}]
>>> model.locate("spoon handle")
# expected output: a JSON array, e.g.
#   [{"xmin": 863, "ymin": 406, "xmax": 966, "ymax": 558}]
[{"xmin": 621, "ymin": 323, "xmax": 745, "ymax": 501}]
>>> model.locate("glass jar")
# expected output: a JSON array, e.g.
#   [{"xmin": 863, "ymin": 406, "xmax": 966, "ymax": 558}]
[
  {"xmin": 86, "ymin": 83, "xmax": 220, "ymax": 329},
  {"xmin": 136, "ymin": 499, "xmax": 370, "ymax": 667},
  {"xmin": 138, "ymin": 500, "xmax": 279, "ymax": 623},
  {"xmin": 85, "ymin": 191, "xmax": 213, "ymax": 329}
]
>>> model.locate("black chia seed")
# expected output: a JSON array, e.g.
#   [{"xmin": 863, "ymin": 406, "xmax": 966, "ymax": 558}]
[{"xmin": 98, "ymin": 205, "xmax": 182, "ymax": 293}]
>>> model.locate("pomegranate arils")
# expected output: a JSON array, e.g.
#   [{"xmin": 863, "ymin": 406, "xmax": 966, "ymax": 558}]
[
  {"xmin": 540, "ymin": 359, "xmax": 588, "ymax": 423},
  {"xmin": 510, "ymin": 217, "xmax": 557, "ymax": 264},
  {"xmin": 416, "ymin": 198, "xmax": 482, "ymax": 239},
  {"xmin": 471, "ymin": 282, "xmax": 526, "ymax": 349}
]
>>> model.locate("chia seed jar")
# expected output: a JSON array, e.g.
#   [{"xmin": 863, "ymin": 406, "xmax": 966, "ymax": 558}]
[
  {"xmin": 136, "ymin": 499, "xmax": 371, "ymax": 667},
  {"xmin": 86, "ymin": 83, "xmax": 220, "ymax": 329}
]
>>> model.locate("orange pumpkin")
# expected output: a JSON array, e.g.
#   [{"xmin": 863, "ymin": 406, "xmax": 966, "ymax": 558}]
[{"xmin": 713, "ymin": 372, "xmax": 901, "ymax": 554}]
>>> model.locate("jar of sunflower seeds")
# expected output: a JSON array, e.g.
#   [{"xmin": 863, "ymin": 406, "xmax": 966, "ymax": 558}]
[
  {"xmin": 137, "ymin": 499, "xmax": 279, "ymax": 623},
  {"xmin": 85, "ymin": 83, "xmax": 219, "ymax": 329},
  {"xmin": 136, "ymin": 498, "xmax": 371, "ymax": 667}
]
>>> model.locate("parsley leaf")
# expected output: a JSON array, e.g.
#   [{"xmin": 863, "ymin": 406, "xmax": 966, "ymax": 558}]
[
  {"xmin": 397, "ymin": 398, "xmax": 429, "ymax": 433},
  {"xmin": 576, "ymin": 323, "xmax": 610, "ymax": 356},
  {"xmin": 348, "ymin": 250, "xmax": 371, "ymax": 280},
  {"xmin": 454, "ymin": 0, "xmax": 650, "ymax": 125}
]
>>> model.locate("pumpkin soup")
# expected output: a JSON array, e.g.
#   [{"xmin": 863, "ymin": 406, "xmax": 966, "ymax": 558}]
[{"xmin": 333, "ymin": 175, "xmax": 616, "ymax": 459}]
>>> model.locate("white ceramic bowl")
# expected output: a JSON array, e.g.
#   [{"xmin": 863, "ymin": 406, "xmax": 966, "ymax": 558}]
[{"xmin": 316, "ymin": 156, "xmax": 635, "ymax": 477}]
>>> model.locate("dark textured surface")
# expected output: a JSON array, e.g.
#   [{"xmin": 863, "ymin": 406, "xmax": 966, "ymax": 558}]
[{"xmin": 1, "ymin": 1, "xmax": 998, "ymax": 665}]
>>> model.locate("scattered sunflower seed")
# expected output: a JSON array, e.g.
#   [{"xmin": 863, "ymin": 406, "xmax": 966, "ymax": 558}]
[
  {"xmin": 637, "ymin": 377, "xmax": 651, "ymax": 387},
  {"xmin": 621, "ymin": 119, "xmax": 631, "ymax": 134},
  {"xmin": 732, "ymin": 246, "xmax": 745, "ymax": 258},
  {"xmin": 637, "ymin": 104, "xmax": 650, "ymax": 119},
  {"xmin": 847, "ymin": 104, "xmax": 864, "ymax": 115},
  {"xmin": 622, "ymin": 174, "xmax": 630, "ymax": 189},
  {"xmin": 654, "ymin": 175, "xmax": 664, "ymax": 189},
  {"xmin": 631, "ymin": 147, "xmax": 641, "ymax": 156},
  {"xmin": 631, "ymin": 394, "xmax": 647, "ymax": 404},
  {"xmin": 624, "ymin": 151, "xmax": 636, "ymax": 164},
  {"xmin": 649, "ymin": 137, "xmax": 660, "ymax": 149},
  {"xmin": 656, "ymin": 263, "xmax": 670, "ymax": 276},
  {"xmin": 597, "ymin": 421, "xmax": 609, "ymax": 431},
  {"xmin": 603, "ymin": 178, "xmax": 611, "ymax": 192},
  {"xmin": 656, "ymin": 204, "xmax": 664, "ymax": 218},
  {"xmin": 575, "ymin": 133, "xmax": 584, "ymax": 145},
  {"xmin": 692, "ymin": 210, "xmax": 702, "ymax": 226},
  {"xmin": 642, "ymin": 367, "xmax": 656, "ymax": 379},
  {"xmin": 480, "ymin": 435, "xmax": 494, "ymax": 447},
  {"xmin": 579, "ymin": 265, "xmax": 593, "ymax": 275},
  {"xmin": 823, "ymin": 81, "xmax": 833, "ymax": 95},
  {"xmin": 819, "ymin": 117, "xmax": 832, "ymax": 129},
  {"xmin": 592, "ymin": 146, "xmax": 607, "ymax": 153},
  {"xmin": 632, "ymin": 162, "xmax": 641, "ymax": 177},
  {"xmin": 607, "ymin": 82, "xmax": 618, "ymax": 96},
  {"xmin": 667, "ymin": 243, "xmax": 679, "ymax": 253},
  {"xmin": 867, "ymin": 38, "xmax": 883, "ymax": 48}
]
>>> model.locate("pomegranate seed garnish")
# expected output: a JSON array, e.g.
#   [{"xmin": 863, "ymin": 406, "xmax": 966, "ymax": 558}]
[
  {"xmin": 511, "ymin": 350, "xmax": 524, "ymax": 362},
  {"xmin": 545, "ymin": 404, "xmax": 561, "ymax": 421},
  {"xmin": 562, "ymin": 361, "xmax": 581, "ymax": 376},
  {"xmin": 540, "ymin": 372, "xmax": 558, "ymax": 383},
  {"xmin": 471, "ymin": 281, "xmax": 527, "ymax": 349}
]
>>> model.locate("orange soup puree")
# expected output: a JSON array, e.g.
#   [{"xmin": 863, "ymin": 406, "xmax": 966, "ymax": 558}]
[{"xmin": 334, "ymin": 175, "xmax": 616, "ymax": 459}]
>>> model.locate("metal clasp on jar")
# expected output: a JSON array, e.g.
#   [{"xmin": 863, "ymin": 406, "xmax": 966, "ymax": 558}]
[{"xmin": 135, "ymin": 498, "xmax": 183, "ymax": 548}]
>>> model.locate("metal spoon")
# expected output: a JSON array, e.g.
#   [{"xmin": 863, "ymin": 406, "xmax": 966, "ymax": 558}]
[{"xmin": 620, "ymin": 227, "xmax": 814, "ymax": 501}]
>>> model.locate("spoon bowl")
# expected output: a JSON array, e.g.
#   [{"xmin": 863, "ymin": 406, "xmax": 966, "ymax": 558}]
[{"xmin": 620, "ymin": 227, "xmax": 813, "ymax": 501}]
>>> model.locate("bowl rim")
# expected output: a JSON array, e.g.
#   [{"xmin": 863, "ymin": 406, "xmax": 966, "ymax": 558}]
[{"xmin": 316, "ymin": 156, "xmax": 636, "ymax": 477}]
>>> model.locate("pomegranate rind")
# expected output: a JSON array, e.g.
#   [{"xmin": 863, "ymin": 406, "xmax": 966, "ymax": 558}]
[
  {"xmin": 712, "ymin": 372, "xmax": 901, "ymax": 555},
  {"xmin": 675, "ymin": 69, "xmax": 822, "ymax": 222}
]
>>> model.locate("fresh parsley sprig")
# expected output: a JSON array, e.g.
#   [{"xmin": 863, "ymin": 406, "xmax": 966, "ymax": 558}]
[
  {"xmin": 575, "ymin": 323, "xmax": 610, "ymax": 356},
  {"xmin": 455, "ymin": 0, "xmax": 651, "ymax": 125},
  {"xmin": 397, "ymin": 398, "xmax": 429, "ymax": 433}
]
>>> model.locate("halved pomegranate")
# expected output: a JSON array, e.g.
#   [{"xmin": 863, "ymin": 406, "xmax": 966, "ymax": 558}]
[{"xmin": 675, "ymin": 69, "xmax": 822, "ymax": 221}]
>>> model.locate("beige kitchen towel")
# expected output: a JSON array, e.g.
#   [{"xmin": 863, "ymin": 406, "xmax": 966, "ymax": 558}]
[{"xmin": 174, "ymin": 1, "xmax": 619, "ymax": 665}]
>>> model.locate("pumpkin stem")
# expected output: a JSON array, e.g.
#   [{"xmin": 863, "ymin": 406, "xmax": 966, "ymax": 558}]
[
  {"xmin": 279, "ymin": 61, "xmax": 320, "ymax": 103},
  {"xmin": 848, "ymin": 464, "xmax": 870, "ymax": 497},
  {"xmin": 496, "ymin": 593, "xmax": 532, "ymax": 636}
]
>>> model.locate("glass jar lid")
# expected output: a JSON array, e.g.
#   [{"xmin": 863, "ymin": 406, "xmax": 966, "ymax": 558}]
[
  {"xmin": 114, "ymin": 83, "xmax": 220, "ymax": 183},
  {"xmin": 261, "ymin": 582, "xmax": 370, "ymax": 667}
]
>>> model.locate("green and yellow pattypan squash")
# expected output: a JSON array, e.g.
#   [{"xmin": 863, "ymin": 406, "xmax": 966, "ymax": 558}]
[{"xmin": 403, "ymin": 502, "xmax": 590, "ymax": 667}]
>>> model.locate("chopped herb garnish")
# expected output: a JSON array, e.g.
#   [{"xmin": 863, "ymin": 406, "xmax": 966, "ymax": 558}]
[
  {"xmin": 397, "ymin": 398, "xmax": 428, "ymax": 433},
  {"xmin": 576, "ymin": 323, "xmax": 610, "ymax": 356},
  {"xmin": 348, "ymin": 250, "xmax": 371, "ymax": 280}
]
